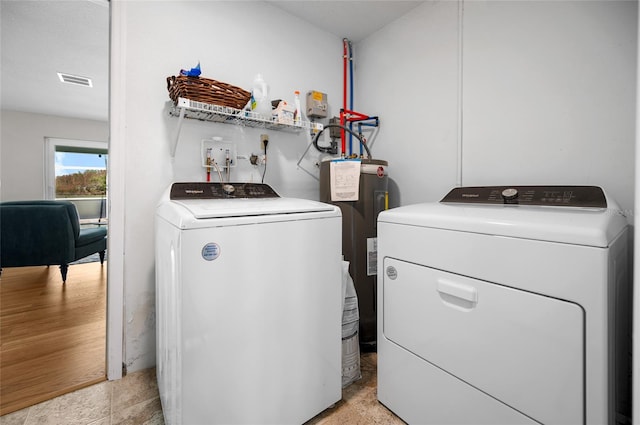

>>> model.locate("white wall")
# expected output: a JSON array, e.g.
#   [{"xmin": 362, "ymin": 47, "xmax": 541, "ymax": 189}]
[
  {"xmin": 117, "ymin": 1, "xmax": 344, "ymax": 372},
  {"xmin": 356, "ymin": 1, "xmax": 461, "ymax": 207},
  {"xmin": 463, "ymin": 1, "xmax": 637, "ymax": 218},
  {"xmin": 0, "ymin": 110, "xmax": 108, "ymax": 201},
  {"xmin": 115, "ymin": 0, "xmax": 637, "ymax": 373},
  {"xmin": 357, "ymin": 1, "xmax": 637, "ymax": 218}
]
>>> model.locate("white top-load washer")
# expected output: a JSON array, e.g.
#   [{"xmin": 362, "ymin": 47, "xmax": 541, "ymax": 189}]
[
  {"xmin": 377, "ymin": 186, "xmax": 631, "ymax": 425},
  {"xmin": 155, "ymin": 182, "xmax": 342, "ymax": 425}
]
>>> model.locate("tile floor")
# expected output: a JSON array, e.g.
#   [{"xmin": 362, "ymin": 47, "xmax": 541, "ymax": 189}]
[
  {"xmin": 1, "ymin": 353, "xmax": 404, "ymax": 425},
  {"xmin": 1, "ymin": 367, "xmax": 162, "ymax": 425}
]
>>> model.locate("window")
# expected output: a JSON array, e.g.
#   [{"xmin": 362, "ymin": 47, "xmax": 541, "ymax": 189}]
[{"xmin": 45, "ymin": 138, "xmax": 108, "ymax": 225}]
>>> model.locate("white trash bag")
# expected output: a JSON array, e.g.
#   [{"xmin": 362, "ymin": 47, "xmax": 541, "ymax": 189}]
[{"xmin": 341, "ymin": 261, "xmax": 361, "ymax": 388}]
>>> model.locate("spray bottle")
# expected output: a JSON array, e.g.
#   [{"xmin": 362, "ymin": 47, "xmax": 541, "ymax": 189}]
[{"xmin": 293, "ymin": 90, "xmax": 302, "ymax": 125}]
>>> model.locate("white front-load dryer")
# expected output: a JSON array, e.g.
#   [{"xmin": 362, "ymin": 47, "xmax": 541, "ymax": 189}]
[{"xmin": 377, "ymin": 186, "xmax": 631, "ymax": 425}]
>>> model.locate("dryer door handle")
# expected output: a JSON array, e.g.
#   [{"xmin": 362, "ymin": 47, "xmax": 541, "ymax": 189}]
[{"xmin": 437, "ymin": 279, "xmax": 478, "ymax": 304}]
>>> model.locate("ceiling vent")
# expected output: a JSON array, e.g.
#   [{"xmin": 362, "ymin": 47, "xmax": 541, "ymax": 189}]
[{"xmin": 57, "ymin": 72, "xmax": 93, "ymax": 88}]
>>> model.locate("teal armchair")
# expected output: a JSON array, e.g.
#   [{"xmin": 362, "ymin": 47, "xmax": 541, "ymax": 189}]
[{"xmin": 0, "ymin": 200, "xmax": 107, "ymax": 283}]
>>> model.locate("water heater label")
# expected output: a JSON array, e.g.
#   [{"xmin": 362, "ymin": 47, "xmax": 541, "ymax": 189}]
[
  {"xmin": 202, "ymin": 243, "xmax": 221, "ymax": 261},
  {"xmin": 367, "ymin": 237, "xmax": 377, "ymax": 276},
  {"xmin": 330, "ymin": 159, "xmax": 361, "ymax": 202}
]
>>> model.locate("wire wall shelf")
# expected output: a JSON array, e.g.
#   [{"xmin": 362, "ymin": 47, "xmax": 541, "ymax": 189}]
[{"xmin": 168, "ymin": 97, "xmax": 323, "ymax": 157}]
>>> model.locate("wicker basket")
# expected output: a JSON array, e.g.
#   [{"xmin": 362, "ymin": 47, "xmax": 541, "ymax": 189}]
[{"xmin": 166, "ymin": 75, "xmax": 251, "ymax": 110}]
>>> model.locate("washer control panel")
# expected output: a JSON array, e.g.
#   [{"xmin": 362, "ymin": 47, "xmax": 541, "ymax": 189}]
[
  {"xmin": 440, "ymin": 185, "xmax": 607, "ymax": 208},
  {"xmin": 170, "ymin": 182, "xmax": 280, "ymax": 200}
]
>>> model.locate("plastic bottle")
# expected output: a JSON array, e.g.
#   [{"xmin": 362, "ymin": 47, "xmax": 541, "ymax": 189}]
[
  {"xmin": 293, "ymin": 90, "xmax": 302, "ymax": 125},
  {"xmin": 251, "ymin": 74, "xmax": 272, "ymax": 121}
]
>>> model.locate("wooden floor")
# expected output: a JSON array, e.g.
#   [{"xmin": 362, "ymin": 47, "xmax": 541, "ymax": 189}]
[{"xmin": 0, "ymin": 262, "xmax": 107, "ymax": 415}]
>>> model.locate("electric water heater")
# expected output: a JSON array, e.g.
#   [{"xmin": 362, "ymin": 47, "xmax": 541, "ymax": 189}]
[{"xmin": 320, "ymin": 158, "xmax": 389, "ymax": 351}]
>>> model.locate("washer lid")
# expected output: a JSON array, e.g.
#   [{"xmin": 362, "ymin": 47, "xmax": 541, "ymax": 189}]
[
  {"xmin": 379, "ymin": 200, "xmax": 628, "ymax": 247},
  {"xmin": 172, "ymin": 197, "xmax": 336, "ymax": 219}
]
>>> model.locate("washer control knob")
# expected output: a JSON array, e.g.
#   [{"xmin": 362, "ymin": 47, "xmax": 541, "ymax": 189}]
[
  {"xmin": 222, "ymin": 184, "xmax": 235, "ymax": 195},
  {"xmin": 501, "ymin": 188, "xmax": 519, "ymax": 202}
]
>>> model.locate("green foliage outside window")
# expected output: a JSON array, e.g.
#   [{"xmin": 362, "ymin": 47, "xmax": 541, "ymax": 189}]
[{"xmin": 56, "ymin": 170, "xmax": 107, "ymax": 197}]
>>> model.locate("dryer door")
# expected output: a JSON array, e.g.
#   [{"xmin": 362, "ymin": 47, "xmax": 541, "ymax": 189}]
[{"xmin": 383, "ymin": 258, "xmax": 584, "ymax": 425}]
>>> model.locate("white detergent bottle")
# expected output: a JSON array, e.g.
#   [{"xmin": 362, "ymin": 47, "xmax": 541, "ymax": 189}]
[{"xmin": 251, "ymin": 74, "xmax": 272, "ymax": 121}]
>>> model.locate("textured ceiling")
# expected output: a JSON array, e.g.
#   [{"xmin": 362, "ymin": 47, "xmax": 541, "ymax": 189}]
[{"xmin": 0, "ymin": 0, "xmax": 109, "ymax": 121}]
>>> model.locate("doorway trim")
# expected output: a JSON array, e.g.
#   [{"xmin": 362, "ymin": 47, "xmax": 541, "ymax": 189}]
[{"xmin": 106, "ymin": 0, "xmax": 125, "ymax": 380}]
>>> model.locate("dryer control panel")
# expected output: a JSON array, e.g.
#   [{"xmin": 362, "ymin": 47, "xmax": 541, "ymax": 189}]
[
  {"xmin": 170, "ymin": 182, "xmax": 280, "ymax": 200},
  {"xmin": 441, "ymin": 185, "xmax": 607, "ymax": 208}
]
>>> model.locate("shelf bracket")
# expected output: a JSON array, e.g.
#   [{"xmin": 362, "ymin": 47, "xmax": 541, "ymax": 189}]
[{"xmin": 170, "ymin": 106, "xmax": 186, "ymax": 157}]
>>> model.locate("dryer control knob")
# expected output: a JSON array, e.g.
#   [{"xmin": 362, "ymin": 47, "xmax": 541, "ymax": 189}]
[
  {"xmin": 501, "ymin": 188, "xmax": 519, "ymax": 202},
  {"xmin": 222, "ymin": 184, "xmax": 235, "ymax": 195}
]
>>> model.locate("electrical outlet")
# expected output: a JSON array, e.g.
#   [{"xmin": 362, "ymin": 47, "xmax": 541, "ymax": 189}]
[{"xmin": 260, "ymin": 134, "xmax": 269, "ymax": 150}]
